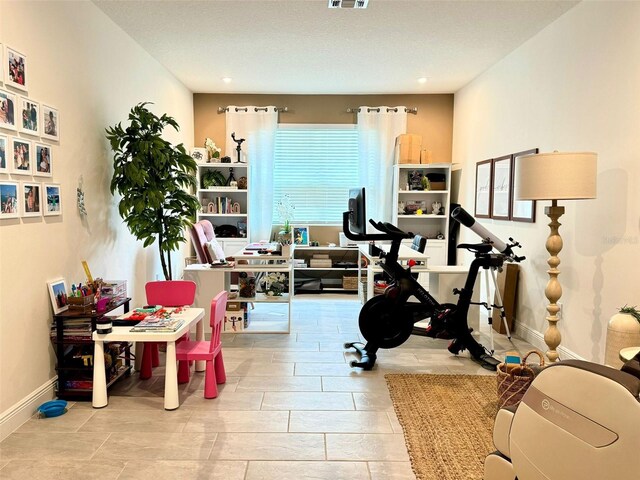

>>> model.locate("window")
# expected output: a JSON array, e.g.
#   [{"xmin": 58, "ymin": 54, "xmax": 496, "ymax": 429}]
[{"xmin": 273, "ymin": 124, "xmax": 359, "ymax": 225}]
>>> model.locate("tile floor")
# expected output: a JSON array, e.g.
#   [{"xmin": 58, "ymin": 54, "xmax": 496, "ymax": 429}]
[{"xmin": 0, "ymin": 297, "xmax": 534, "ymax": 480}]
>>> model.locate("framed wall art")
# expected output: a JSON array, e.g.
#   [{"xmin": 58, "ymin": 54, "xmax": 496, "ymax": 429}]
[
  {"xmin": 19, "ymin": 97, "xmax": 39, "ymax": 136},
  {"xmin": 491, "ymin": 154, "xmax": 512, "ymax": 220},
  {"xmin": 21, "ymin": 182, "xmax": 42, "ymax": 217},
  {"xmin": 44, "ymin": 183, "xmax": 61, "ymax": 216},
  {"xmin": 292, "ymin": 225, "xmax": 310, "ymax": 246},
  {"xmin": 5, "ymin": 46, "xmax": 27, "ymax": 92},
  {"xmin": 0, "ymin": 180, "xmax": 19, "ymax": 218},
  {"xmin": 34, "ymin": 143, "xmax": 52, "ymax": 177},
  {"xmin": 474, "ymin": 159, "xmax": 492, "ymax": 219},
  {"xmin": 41, "ymin": 104, "xmax": 59, "ymax": 141},
  {"xmin": 0, "ymin": 88, "xmax": 17, "ymax": 131},
  {"xmin": 511, "ymin": 148, "xmax": 539, "ymax": 222},
  {"xmin": 0, "ymin": 134, "xmax": 7, "ymax": 173},
  {"xmin": 47, "ymin": 278, "xmax": 69, "ymax": 314},
  {"xmin": 10, "ymin": 137, "xmax": 31, "ymax": 174},
  {"xmin": 0, "ymin": 44, "xmax": 3, "ymax": 85}
]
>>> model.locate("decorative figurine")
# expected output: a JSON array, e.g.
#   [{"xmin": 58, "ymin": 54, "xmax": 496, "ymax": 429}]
[
  {"xmin": 231, "ymin": 132, "xmax": 246, "ymax": 163},
  {"xmin": 431, "ymin": 201, "xmax": 442, "ymax": 215},
  {"xmin": 226, "ymin": 167, "xmax": 236, "ymax": 186}
]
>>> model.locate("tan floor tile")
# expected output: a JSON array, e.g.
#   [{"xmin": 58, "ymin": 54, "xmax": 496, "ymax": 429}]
[
  {"xmin": 289, "ymin": 411, "xmax": 393, "ymax": 433},
  {"xmin": 386, "ymin": 412, "xmax": 404, "ymax": 434},
  {"xmin": 210, "ymin": 433, "xmax": 325, "ymax": 461},
  {"xmin": 294, "ymin": 362, "xmax": 360, "ymax": 376},
  {"xmin": 78, "ymin": 409, "xmax": 192, "ymax": 433},
  {"xmin": 251, "ymin": 342, "xmax": 320, "ymax": 352},
  {"xmin": 72, "ymin": 396, "xmax": 167, "ymax": 410},
  {"xmin": 97, "ymin": 432, "xmax": 216, "ymax": 460},
  {"xmin": 322, "ymin": 376, "xmax": 388, "ymax": 392},
  {"xmin": 0, "ymin": 459, "xmax": 125, "ymax": 480},
  {"xmin": 273, "ymin": 351, "xmax": 346, "ymax": 363},
  {"xmin": 117, "ymin": 460, "xmax": 247, "ymax": 480},
  {"xmin": 326, "ymin": 433, "xmax": 410, "ymax": 461},
  {"xmin": 369, "ymin": 461, "xmax": 416, "ymax": 479},
  {"xmin": 15, "ymin": 408, "xmax": 95, "ymax": 433},
  {"xmin": 184, "ymin": 411, "xmax": 289, "ymax": 433},
  {"xmin": 236, "ymin": 376, "xmax": 322, "ymax": 392},
  {"xmin": 297, "ymin": 333, "xmax": 361, "ymax": 343},
  {"xmin": 180, "ymin": 391, "xmax": 264, "ymax": 410},
  {"xmin": 245, "ymin": 460, "xmax": 369, "ymax": 479},
  {"xmin": 262, "ymin": 392, "xmax": 354, "ymax": 410},
  {"xmin": 320, "ymin": 341, "xmax": 358, "ymax": 352},
  {"xmin": 353, "ymin": 391, "xmax": 394, "ymax": 411},
  {"xmin": 0, "ymin": 432, "xmax": 110, "ymax": 460},
  {"xmin": 225, "ymin": 362, "xmax": 295, "ymax": 377}
]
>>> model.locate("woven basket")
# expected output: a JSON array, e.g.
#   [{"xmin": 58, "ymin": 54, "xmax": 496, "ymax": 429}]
[{"xmin": 496, "ymin": 350, "xmax": 545, "ymax": 408}]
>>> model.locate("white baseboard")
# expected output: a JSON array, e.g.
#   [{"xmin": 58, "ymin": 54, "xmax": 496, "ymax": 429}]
[
  {"xmin": 516, "ymin": 323, "xmax": 584, "ymax": 361},
  {"xmin": 0, "ymin": 376, "xmax": 58, "ymax": 441}
]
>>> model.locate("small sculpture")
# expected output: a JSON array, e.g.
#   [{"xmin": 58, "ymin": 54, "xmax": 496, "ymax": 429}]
[
  {"xmin": 398, "ymin": 201, "xmax": 406, "ymax": 214},
  {"xmin": 231, "ymin": 132, "xmax": 246, "ymax": 163},
  {"xmin": 431, "ymin": 201, "xmax": 442, "ymax": 215}
]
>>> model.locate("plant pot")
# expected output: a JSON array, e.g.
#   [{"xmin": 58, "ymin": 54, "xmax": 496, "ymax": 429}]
[{"xmin": 604, "ymin": 313, "xmax": 640, "ymax": 368}]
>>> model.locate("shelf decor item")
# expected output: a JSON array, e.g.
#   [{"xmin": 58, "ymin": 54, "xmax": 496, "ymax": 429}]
[
  {"xmin": 293, "ymin": 225, "xmax": 309, "ymax": 246},
  {"xmin": 605, "ymin": 305, "xmax": 640, "ymax": 369},
  {"xmin": 47, "ymin": 278, "xmax": 69, "ymax": 314},
  {"xmin": 261, "ymin": 272, "xmax": 288, "ymax": 297},
  {"xmin": 204, "ymin": 137, "xmax": 221, "ymax": 161}
]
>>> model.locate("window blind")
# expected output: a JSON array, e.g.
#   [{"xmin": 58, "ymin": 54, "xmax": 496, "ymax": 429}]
[{"xmin": 273, "ymin": 125, "xmax": 359, "ymax": 225}]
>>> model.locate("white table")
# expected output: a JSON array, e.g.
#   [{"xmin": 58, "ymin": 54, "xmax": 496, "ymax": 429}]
[{"xmin": 92, "ymin": 307, "xmax": 205, "ymax": 410}]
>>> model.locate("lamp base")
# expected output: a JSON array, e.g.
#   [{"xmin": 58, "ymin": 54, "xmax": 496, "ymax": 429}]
[{"xmin": 543, "ymin": 203, "xmax": 564, "ymax": 362}]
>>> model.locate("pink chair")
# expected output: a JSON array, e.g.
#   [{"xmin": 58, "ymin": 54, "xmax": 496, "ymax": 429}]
[
  {"xmin": 139, "ymin": 280, "xmax": 197, "ymax": 379},
  {"xmin": 176, "ymin": 290, "xmax": 228, "ymax": 398}
]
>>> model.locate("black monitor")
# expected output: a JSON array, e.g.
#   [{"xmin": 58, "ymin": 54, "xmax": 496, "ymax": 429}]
[{"xmin": 348, "ymin": 187, "xmax": 366, "ymax": 235}]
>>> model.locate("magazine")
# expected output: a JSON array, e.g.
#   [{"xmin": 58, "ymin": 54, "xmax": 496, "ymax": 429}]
[{"xmin": 129, "ymin": 315, "xmax": 184, "ymax": 332}]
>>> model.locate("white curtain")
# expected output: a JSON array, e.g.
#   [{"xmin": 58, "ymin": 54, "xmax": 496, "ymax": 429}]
[
  {"xmin": 357, "ymin": 106, "xmax": 407, "ymax": 227},
  {"xmin": 225, "ymin": 106, "xmax": 278, "ymax": 242}
]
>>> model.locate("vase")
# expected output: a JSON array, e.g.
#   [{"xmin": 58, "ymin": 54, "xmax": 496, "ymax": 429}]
[{"xmin": 604, "ymin": 313, "xmax": 640, "ymax": 368}]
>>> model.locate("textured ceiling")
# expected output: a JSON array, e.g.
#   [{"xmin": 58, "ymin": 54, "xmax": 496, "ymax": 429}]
[{"xmin": 94, "ymin": 0, "xmax": 577, "ymax": 94}]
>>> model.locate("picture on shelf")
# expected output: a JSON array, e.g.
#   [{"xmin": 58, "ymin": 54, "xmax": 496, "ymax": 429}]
[
  {"xmin": 19, "ymin": 97, "xmax": 39, "ymax": 136},
  {"xmin": 408, "ymin": 170, "xmax": 424, "ymax": 190},
  {"xmin": 41, "ymin": 104, "xmax": 59, "ymax": 141},
  {"xmin": 47, "ymin": 278, "xmax": 69, "ymax": 314},
  {"xmin": 44, "ymin": 183, "xmax": 61, "ymax": 216},
  {"xmin": 34, "ymin": 143, "xmax": 52, "ymax": 176},
  {"xmin": 0, "ymin": 134, "xmax": 7, "ymax": 172},
  {"xmin": 190, "ymin": 147, "xmax": 207, "ymax": 163},
  {"xmin": 11, "ymin": 137, "xmax": 31, "ymax": 174},
  {"xmin": 292, "ymin": 225, "xmax": 310, "ymax": 246},
  {"xmin": 237, "ymin": 220, "xmax": 247, "ymax": 237},
  {"xmin": 0, "ymin": 88, "xmax": 17, "ymax": 131},
  {"xmin": 22, "ymin": 182, "xmax": 41, "ymax": 217},
  {"xmin": 5, "ymin": 46, "xmax": 27, "ymax": 91},
  {"xmin": 0, "ymin": 181, "xmax": 19, "ymax": 218}
]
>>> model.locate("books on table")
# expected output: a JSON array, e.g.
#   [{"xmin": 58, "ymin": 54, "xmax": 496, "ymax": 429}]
[{"xmin": 129, "ymin": 315, "xmax": 184, "ymax": 332}]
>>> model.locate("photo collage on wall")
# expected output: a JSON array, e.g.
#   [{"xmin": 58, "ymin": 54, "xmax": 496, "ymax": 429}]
[{"xmin": 0, "ymin": 42, "xmax": 62, "ymax": 220}]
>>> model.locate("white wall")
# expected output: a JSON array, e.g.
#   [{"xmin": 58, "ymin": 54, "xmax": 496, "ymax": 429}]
[
  {"xmin": 453, "ymin": 1, "xmax": 640, "ymax": 362},
  {"xmin": 0, "ymin": 1, "xmax": 193, "ymax": 418}
]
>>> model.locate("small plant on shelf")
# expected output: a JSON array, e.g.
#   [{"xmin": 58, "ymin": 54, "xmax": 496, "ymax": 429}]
[
  {"xmin": 204, "ymin": 137, "xmax": 221, "ymax": 161},
  {"xmin": 261, "ymin": 272, "xmax": 288, "ymax": 297}
]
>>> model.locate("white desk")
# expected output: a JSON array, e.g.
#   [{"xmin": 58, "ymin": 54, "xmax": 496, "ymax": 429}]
[{"xmin": 92, "ymin": 307, "xmax": 205, "ymax": 410}]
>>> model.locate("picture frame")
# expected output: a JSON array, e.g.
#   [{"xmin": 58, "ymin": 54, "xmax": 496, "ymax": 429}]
[
  {"xmin": 44, "ymin": 183, "xmax": 61, "ymax": 216},
  {"xmin": 19, "ymin": 97, "xmax": 39, "ymax": 136},
  {"xmin": 34, "ymin": 143, "xmax": 52, "ymax": 177},
  {"xmin": 190, "ymin": 147, "xmax": 208, "ymax": 164},
  {"xmin": 0, "ymin": 134, "xmax": 7, "ymax": 173},
  {"xmin": 21, "ymin": 182, "xmax": 42, "ymax": 217},
  {"xmin": 5, "ymin": 46, "xmax": 27, "ymax": 92},
  {"xmin": 491, "ymin": 154, "xmax": 512, "ymax": 220},
  {"xmin": 474, "ymin": 159, "xmax": 492, "ymax": 218},
  {"xmin": 10, "ymin": 137, "xmax": 32, "ymax": 174},
  {"xmin": 0, "ymin": 180, "xmax": 19, "ymax": 218},
  {"xmin": 47, "ymin": 278, "xmax": 69, "ymax": 314},
  {"xmin": 0, "ymin": 44, "xmax": 3, "ymax": 85},
  {"xmin": 511, "ymin": 148, "xmax": 539, "ymax": 222},
  {"xmin": 292, "ymin": 225, "xmax": 310, "ymax": 246},
  {"xmin": 41, "ymin": 104, "xmax": 59, "ymax": 141},
  {"xmin": 0, "ymin": 88, "xmax": 17, "ymax": 131}
]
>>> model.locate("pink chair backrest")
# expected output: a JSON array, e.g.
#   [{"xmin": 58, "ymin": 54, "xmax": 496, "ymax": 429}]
[
  {"xmin": 210, "ymin": 290, "xmax": 228, "ymax": 353},
  {"xmin": 145, "ymin": 280, "xmax": 197, "ymax": 307},
  {"xmin": 190, "ymin": 220, "xmax": 215, "ymax": 263}
]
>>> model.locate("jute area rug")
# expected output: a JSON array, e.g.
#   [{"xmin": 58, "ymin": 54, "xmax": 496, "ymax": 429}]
[{"xmin": 385, "ymin": 374, "xmax": 498, "ymax": 480}]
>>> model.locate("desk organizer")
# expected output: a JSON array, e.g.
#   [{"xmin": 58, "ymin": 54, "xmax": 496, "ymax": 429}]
[{"xmin": 68, "ymin": 294, "xmax": 94, "ymax": 313}]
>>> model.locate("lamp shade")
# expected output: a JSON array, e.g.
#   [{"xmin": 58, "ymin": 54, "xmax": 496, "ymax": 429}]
[{"xmin": 514, "ymin": 151, "xmax": 597, "ymax": 200}]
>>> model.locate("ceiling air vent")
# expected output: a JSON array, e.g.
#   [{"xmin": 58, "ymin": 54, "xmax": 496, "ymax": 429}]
[{"xmin": 328, "ymin": 0, "xmax": 369, "ymax": 8}]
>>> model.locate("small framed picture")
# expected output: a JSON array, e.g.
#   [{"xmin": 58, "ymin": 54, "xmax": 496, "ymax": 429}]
[
  {"xmin": 44, "ymin": 183, "xmax": 61, "ymax": 216},
  {"xmin": 237, "ymin": 220, "xmax": 247, "ymax": 237},
  {"xmin": 34, "ymin": 143, "xmax": 52, "ymax": 177},
  {"xmin": 0, "ymin": 44, "xmax": 3, "ymax": 84},
  {"xmin": 10, "ymin": 137, "xmax": 32, "ymax": 174},
  {"xmin": 21, "ymin": 182, "xmax": 41, "ymax": 217},
  {"xmin": 0, "ymin": 181, "xmax": 19, "ymax": 218},
  {"xmin": 474, "ymin": 159, "xmax": 492, "ymax": 219},
  {"xmin": 19, "ymin": 97, "xmax": 39, "ymax": 136},
  {"xmin": 0, "ymin": 134, "xmax": 7, "ymax": 173},
  {"xmin": 511, "ymin": 148, "xmax": 539, "ymax": 223},
  {"xmin": 292, "ymin": 225, "xmax": 310, "ymax": 247},
  {"xmin": 47, "ymin": 278, "xmax": 69, "ymax": 314},
  {"xmin": 491, "ymin": 154, "xmax": 512, "ymax": 220},
  {"xmin": 190, "ymin": 147, "xmax": 208, "ymax": 164},
  {"xmin": 41, "ymin": 104, "xmax": 59, "ymax": 141},
  {"xmin": 0, "ymin": 88, "xmax": 17, "ymax": 131},
  {"xmin": 5, "ymin": 46, "xmax": 27, "ymax": 92}
]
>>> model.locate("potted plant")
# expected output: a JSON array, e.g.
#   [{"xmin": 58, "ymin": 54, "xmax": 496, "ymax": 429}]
[
  {"xmin": 605, "ymin": 305, "xmax": 640, "ymax": 368},
  {"xmin": 106, "ymin": 103, "xmax": 200, "ymax": 280},
  {"xmin": 276, "ymin": 194, "xmax": 295, "ymax": 241}
]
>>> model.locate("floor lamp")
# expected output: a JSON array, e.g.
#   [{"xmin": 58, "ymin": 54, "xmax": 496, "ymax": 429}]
[{"xmin": 514, "ymin": 152, "xmax": 597, "ymax": 362}]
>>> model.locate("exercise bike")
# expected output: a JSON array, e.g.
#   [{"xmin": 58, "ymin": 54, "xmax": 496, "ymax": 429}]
[{"xmin": 343, "ymin": 202, "xmax": 524, "ymax": 371}]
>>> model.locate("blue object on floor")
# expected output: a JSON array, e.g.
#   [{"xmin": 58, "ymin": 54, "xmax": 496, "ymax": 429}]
[{"xmin": 37, "ymin": 400, "xmax": 68, "ymax": 418}]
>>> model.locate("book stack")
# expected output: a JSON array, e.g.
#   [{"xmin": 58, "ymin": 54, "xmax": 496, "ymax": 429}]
[
  {"xmin": 293, "ymin": 259, "xmax": 307, "ymax": 269},
  {"xmin": 50, "ymin": 319, "xmax": 92, "ymax": 342},
  {"xmin": 130, "ymin": 315, "xmax": 184, "ymax": 332}
]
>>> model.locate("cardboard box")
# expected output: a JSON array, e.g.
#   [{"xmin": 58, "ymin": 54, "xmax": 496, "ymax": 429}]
[
  {"xmin": 224, "ymin": 311, "xmax": 244, "ymax": 332},
  {"xmin": 492, "ymin": 264, "xmax": 520, "ymax": 334},
  {"xmin": 395, "ymin": 134, "xmax": 422, "ymax": 164},
  {"xmin": 420, "ymin": 148, "xmax": 433, "ymax": 164},
  {"xmin": 227, "ymin": 301, "xmax": 242, "ymax": 311}
]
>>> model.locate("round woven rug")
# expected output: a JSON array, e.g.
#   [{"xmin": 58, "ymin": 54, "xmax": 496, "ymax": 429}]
[{"xmin": 385, "ymin": 373, "xmax": 498, "ymax": 480}]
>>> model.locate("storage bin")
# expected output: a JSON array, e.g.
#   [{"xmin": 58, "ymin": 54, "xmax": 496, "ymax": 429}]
[
  {"xmin": 395, "ymin": 134, "xmax": 422, "ymax": 164},
  {"xmin": 68, "ymin": 294, "xmax": 94, "ymax": 313},
  {"xmin": 342, "ymin": 276, "xmax": 358, "ymax": 291}
]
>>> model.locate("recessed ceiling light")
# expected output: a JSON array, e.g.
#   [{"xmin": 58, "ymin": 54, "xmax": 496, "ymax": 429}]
[
  {"xmin": 222, "ymin": 77, "xmax": 232, "ymax": 84},
  {"xmin": 418, "ymin": 77, "xmax": 428, "ymax": 84}
]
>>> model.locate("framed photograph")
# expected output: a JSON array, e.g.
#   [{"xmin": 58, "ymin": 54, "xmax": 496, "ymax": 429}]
[
  {"xmin": 0, "ymin": 134, "xmax": 7, "ymax": 173},
  {"xmin": 34, "ymin": 143, "xmax": 52, "ymax": 177},
  {"xmin": 44, "ymin": 183, "xmax": 61, "ymax": 216},
  {"xmin": 10, "ymin": 137, "xmax": 31, "ymax": 174},
  {"xmin": 19, "ymin": 97, "xmax": 39, "ymax": 136},
  {"xmin": 292, "ymin": 225, "xmax": 310, "ymax": 246},
  {"xmin": 511, "ymin": 148, "xmax": 539, "ymax": 222},
  {"xmin": 0, "ymin": 44, "xmax": 3, "ymax": 85},
  {"xmin": 0, "ymin": 88, "xmax": 17, "ymax": 131},
  {"xmin": 190, "ymin": 147, "xmax": 208, "ymax": 164},
  {"xmin": 47, "ymin": 278, "xmax": 69, "ymax": 314},
  {"xmin": 41, "ymin": 104, "xmax": 59, "ymax": 141},
  {"xmin": 491, "ymin": 154, "xmax": 512, "ymax": 220},
  {"xmin": 5, "ymin": 46, "xmax": 27, "ymax": 91},
  {"xmin": 474, "ymin": 159, "xmax": 492, "ymax": 218},
  {"xmin": 0, "ymin": 181, "xmax": 19, "ymax": 218},
  {"xmin": 21, "ymin": 182, "xmax": 41, "ymax": 217}
]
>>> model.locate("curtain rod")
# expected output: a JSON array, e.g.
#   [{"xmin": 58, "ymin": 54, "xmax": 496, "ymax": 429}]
[
  {"xmin": 346, "ymin": 107, "xmax": 418, "ymax": 114},
  {"xmin": 217, "ymin": 106, "xmax": 289, "ymax": 113}
]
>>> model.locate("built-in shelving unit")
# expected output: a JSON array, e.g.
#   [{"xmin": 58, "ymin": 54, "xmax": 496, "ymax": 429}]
[{"xmin": 293, "ymin": 246, "xmax": 360, "ymax": 294}]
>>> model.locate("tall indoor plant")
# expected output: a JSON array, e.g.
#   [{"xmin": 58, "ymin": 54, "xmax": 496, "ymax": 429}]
[{"xmin": 106, "ymin": 103, "xmax": 200, "ymax": 280}]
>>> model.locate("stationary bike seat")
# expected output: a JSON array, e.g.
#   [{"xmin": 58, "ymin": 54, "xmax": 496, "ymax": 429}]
[{"xmin": 457, "ymin": 242, "xmax": 492, "ymax": 254}]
